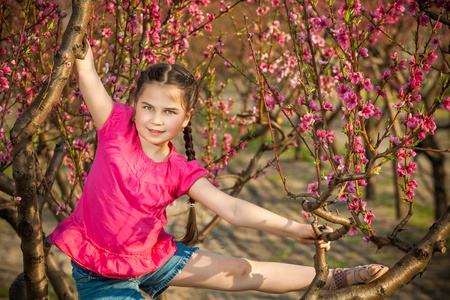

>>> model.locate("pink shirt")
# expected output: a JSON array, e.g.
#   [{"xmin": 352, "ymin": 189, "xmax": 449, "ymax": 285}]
[{"xmin": 49, "ymin": 102, "xmax": 207, "ymax": 279}]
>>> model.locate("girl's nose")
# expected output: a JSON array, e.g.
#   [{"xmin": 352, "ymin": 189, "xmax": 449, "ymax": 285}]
[{"xmin": 151, "ymin": 114, "xmax": 163, "ymax": 125}]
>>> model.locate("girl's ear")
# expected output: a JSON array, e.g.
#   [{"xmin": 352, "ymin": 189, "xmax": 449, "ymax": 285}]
[{"xmin": 182, "ymin": 108, "xmax": 194, "ymax": 128}]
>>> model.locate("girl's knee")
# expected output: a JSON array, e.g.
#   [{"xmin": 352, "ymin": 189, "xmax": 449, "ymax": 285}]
[
  {"xmin": 233, "ymin": 258, "xmax": 253, "ymax": 279},
  {"xmin": 229, "ymin": 258, "xmax": 266, "ymax": 291}
]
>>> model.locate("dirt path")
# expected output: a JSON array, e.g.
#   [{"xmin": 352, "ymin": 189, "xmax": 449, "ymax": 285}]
[{"xmin": 1, "ymin": 152, "xmax": 449, "ymax": 299}]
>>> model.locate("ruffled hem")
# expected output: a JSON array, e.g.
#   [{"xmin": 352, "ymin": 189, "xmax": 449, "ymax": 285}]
[{"xmin": 49, "ymin": 217, "xmax": 177, "ymax": 279}]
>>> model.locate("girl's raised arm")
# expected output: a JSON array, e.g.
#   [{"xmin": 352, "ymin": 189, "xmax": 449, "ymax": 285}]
[
  {"xmin": 59, "ymin": 2, "xmax": 114, "ymax": 130},
  {"xmin": 187, "ymin": 177, "xmax": 330, "ymax": 250}
]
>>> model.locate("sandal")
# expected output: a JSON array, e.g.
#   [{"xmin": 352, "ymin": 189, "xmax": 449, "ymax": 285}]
[{"xmin": 329, "ymin": 264, "xmax": 389, "ymax": 291}]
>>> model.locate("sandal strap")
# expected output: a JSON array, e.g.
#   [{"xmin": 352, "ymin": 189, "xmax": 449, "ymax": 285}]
[
  {"xmin": 350, "ymin": 266, "xmax": 368, "ymax": 284},
  {"xmin": 330, "ymin": 268, "xmax": 349, "ymax": 291}
]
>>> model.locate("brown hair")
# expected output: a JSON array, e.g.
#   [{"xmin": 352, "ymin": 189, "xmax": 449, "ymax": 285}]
[{"xmin": 135, "ymin": 63, "xmax": 200, "ymax": 246}]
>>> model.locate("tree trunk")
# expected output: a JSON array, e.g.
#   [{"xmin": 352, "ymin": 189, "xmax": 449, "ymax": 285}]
[
  {"xmin": 9, "ymin": 1, "xmax": 94, "ymax": 298},
  {"xmin": 12, "ymin": 142, "xmax": 48, "ymax": 299},
  {"xmin": 417, "ymin": 135, "xmax": 448, "ymax": 220}
]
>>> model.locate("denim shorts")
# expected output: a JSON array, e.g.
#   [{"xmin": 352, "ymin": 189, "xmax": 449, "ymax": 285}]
[{"xmin": 71, "ymin": 242, "xmax": 198, "ymax": 299}]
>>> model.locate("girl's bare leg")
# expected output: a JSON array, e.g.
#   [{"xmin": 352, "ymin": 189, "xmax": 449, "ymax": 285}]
[
  {"xmin": 169, "ymin": 250, "xmax": 384, "ymax": 293},
  {"xmin": 169, "ymin": 249, "xmax": 319, "ymax": 293}
]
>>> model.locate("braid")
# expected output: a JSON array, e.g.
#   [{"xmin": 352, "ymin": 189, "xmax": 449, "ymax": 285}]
[
  {"xmin": 178, "ymin": 121, "xmax": 199, "ymax": 246},
  {"xmin": 183, "ymin": 121, "xmax": 196, "ymax": 161}
]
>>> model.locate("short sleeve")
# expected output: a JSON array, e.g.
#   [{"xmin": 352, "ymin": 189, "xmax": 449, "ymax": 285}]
[
  {"xmin": 176, "ymin": 160, "xmax": 208, "ymax": 198},
  {"xmin": 97, "ymin": 102, "xmax": 134, "ymax": 139}
]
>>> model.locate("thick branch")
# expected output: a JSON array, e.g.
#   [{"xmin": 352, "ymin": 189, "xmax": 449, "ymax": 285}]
[
  {"xmin": 319, "ymin": 205, "xmax": 450, "ymax": 299},
  {"xmin": 0, "ymin": 172, "xmax": 15, "ymax": 195}
]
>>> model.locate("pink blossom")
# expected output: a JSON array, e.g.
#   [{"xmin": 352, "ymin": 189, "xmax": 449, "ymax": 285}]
[
  {"xmin": 0, "ymin": 153, "xmax": 12, "ymax": 162},
  {"xmin": 288, "ymin": 11, "xmax": 298, "ymax": 20},
  {"xmin": 343, "ymin": 90, "xmax": 358, "ymax": 110},
  {"xmin": 362, "ymin": 78, "xmax": 373, "ymax": 92},
  {"xmin": 381, "ymin": 70, "xmax": 391, "ymax": 80},
  {"xmin": 56, "ymin": 204, "xmax": 65, "ymax": 215},
  {"xmin": 418, "ymin": 14, "xmax": 429, "ymax": 27},
  {"xmin": 359, "ymin": 200, "xmax": 367, "ymax": 212},
  {"xmin": 349, "ymin": 202, "xmax": 359, "ymax": 212},
  {"xmin": 358, "ymin": 101, "xmax": 375, "ymax": 119},
  {"xmin": 363, "ymin": 234, "xmax": 372, "ymax": 245},
  {"xmin": 347, "ymin": 181, "xmax": 356, "ymax": 193},
  {"xmin": 441, "ymin": 97, "xmax": 450, "ymax": 111},
  {"xmin": 373, "ymin": 107, "xmax": 381, "ymax": 120},
  {"xmin": 318, "ymin": 60, "xmax": 328, "ymax": 67},
  {"xmin": 315, "ymin": 15, "xmax": 329, "ymax": 32},
  {"xmin": 338, "ymin": 193, "xmax": 348, "ymax": 201},
  {"xmin": 322, "ymin": 101, "xmax": 335, "ymax": 112},
  {"xmin": 376, "ymin": 86, "xmax": 387, "ymax": 97},
  {"xmin": 391, "ymin": 52, "xmax": 398, "ymax": 61},
  {"xmin": 397, "ymin": 161, "xmax": 417, "ymax": 176},
  {"xmin": 307, "ymin": 182, "xmax": 319, "ymax": 196},
  {"xmin": 430, "ymin": 36, "xmax": 441, "ymax": 49},
  {"xmin": 308, "ymin": 99, "xmax": 320, "ymax": 112},
  {"xmin": 349, "ymin": 72, "xmax": 363, "ymax": 85},
  {"xmin": 364, "ymin": 210, "xmax": 375, "ymax": 225},
  {"xmin": 397, "ymin": 148, "xmax": 407, "ymax": 161},
  {"xmin": 107, "ymin": 76, "xmax": 117, "ymax": 85},
  {"xmin": 73, "ymin": 139, "xmax": 85, "ymax": 149},
  {"xmin": 271, "ymin": 0, "xmax": 282, "ymax": 6},
  {"xmin": 299, "ymin": 113, "xmax": 316, "ymax": 133},
  {"xmin": 102, "ymin": 28, "xmax": 113, "ymax": 37},
  {"xmin": 405, "ymin": 114, "xmax": 420, "ymax": 130},
  {"xmin": 349, "ymin": 226, "xmax": 358, "ymax": 236},
  {"xmin": 316, "ymin": 129, "xmax": 334, "ymax": 147},
  {"xmin": 14, "ymin": 197, "xmax": 21, "ymax": 205},
  {"xmin": 256, "ymin": 6, "xmax": 265, "ymax": 16},
  {"xmin": 302, "ymin": 210, "xmax": 311, "ymax": 219},
  {"xmin": 405, "ymin": 2, "xmax": 419, "ymax": 16},
  {"xmin": 335, "ymin": 27, "xmax": 350, "ymax": 48},
  {"xmin": 405, "ymin": 179, "xmax": 418, "ymax": 202},
  {"xmin": 325, "ymin": 171, "xmax": 335, "ymax": 184},
  {"xmin": 422, "ymin": 115, "xmax": 436, "ymax": 135},
  {"xmin": 336, "ymin": 84, "xmax": 351, "ymax": 99},
  {"xmin": 412, "ymin": 93, "xmax": 421, "ymax": 103},
  {"xmin": 334, "ymin": 155, "xmax": 346, "ymax": 171},
  {"xmin": 358, "ymin": 48, "xmax": 368, "ymax": 58}
]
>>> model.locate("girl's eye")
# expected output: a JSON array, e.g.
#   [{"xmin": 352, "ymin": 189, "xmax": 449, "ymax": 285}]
[
  {"xmin": 144, "ymin": 106, "xmax": 153, "ymax": 110},
  {"xmin": 165, "ymin": 110, "xmax": 175, "ymax": 114}
]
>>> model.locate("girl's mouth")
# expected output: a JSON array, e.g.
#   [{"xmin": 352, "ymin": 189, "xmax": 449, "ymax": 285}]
[{"xmin": 149, "ymin": 129, "xmax": 164, "ymax": 135}]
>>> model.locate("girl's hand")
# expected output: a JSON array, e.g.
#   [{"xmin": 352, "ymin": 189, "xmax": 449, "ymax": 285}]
[{"xmin": 296, "ymin": 224, "xmax": 332, "ymax": 251}]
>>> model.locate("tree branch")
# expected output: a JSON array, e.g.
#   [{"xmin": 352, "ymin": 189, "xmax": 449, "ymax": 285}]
[{"xmin": 319, "ymin": 205, "xmax": 450, "ymax": 299}]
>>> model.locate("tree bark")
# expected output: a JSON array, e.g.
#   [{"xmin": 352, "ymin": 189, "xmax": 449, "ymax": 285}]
[{"xmin": 9, "ymin": 1, "xmax": 94, "ymax": 298}]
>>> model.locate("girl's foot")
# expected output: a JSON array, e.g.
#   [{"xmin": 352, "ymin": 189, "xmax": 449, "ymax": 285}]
[{"xmin": 329, "ymin": 264, "xmax": 389, "ymax": 291}]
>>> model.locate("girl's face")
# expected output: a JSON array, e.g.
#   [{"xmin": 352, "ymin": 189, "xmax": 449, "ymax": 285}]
[{"xmin": 134, "ymin": 84, "xmax": 193, "ymax": 155}]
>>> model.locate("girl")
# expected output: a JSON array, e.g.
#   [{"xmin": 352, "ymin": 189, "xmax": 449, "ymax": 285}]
[{"xmin": 50, "ymin": 2, "xmax": 388, "ymax": 299}]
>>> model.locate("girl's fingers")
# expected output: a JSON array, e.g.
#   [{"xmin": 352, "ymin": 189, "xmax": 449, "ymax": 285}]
[{"xmin": 318, "ymin": 240, "xmax": 331, "ymax": 251}]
